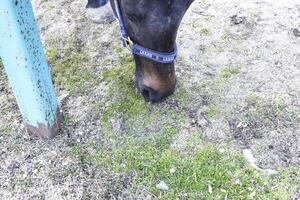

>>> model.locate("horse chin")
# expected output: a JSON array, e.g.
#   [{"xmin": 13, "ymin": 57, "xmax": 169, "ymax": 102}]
[{"xmin": 86, "ymin": 1, "xmax": 115, "ymax": 24}]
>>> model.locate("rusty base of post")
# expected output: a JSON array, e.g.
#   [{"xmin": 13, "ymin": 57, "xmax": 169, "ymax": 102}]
[{"xmin": 25, "ymin": 108, "xmax": 61, "ymax": 139}]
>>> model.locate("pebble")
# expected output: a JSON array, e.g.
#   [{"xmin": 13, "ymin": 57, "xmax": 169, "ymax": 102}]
[
  {"xmin": 208, "ymin": 184, "xmax": 213, "ymax": 194},
  {"xmin": 170, "ymin": 167, "xmax": 176, "ymax": 173},
  {"xmin": 243, "ymin": 149, "xmax": 257, "ymax": 168},
  {"xmin": 234, "ymin": 178, "xmax": 241, "ymax": 185},
  {"xmin": 219, "ymin": 148, "xmax": 225, "ymax": 153},
  {"xmin": 250, "ymin": 191, "xmax": 256, "ymax": 199},
  {"xmin": 230, "ymin": 15, "xmax": 246, "ymax": 25},
  {"xmin": 292, "ymin": 28, "xmax": 300, "ymax": 37},
  {"xmin": 156, "ymin": 181, "xmax": 169, "ymax": 191},
  {"xmin": 265, "ymin": 169, "xmax": 278, "ymax": 176},
  {"xmin": 197, "ymin": 109, "xmax": 210, "ymax": 128}
]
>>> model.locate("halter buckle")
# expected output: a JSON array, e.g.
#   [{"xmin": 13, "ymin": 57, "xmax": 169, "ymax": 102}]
[{"xmin": 122, "ymin": 36, "xmax": 133, "ymax": 47}]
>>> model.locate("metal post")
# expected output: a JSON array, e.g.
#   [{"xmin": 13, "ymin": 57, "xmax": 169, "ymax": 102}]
[{"xmin": 0, "ymin": 0, "xmax": 60, "ymax": 139}]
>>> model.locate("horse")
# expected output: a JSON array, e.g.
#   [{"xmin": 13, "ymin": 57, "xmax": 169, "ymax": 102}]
[{"xmin": 86, "ymin": 0, "xmax": 194, "ymax": 102}]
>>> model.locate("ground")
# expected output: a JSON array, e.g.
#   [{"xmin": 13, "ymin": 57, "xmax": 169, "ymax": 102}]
[{"xmin": 0, "ymin": 0, "xmax": 299, "ymax": 199}]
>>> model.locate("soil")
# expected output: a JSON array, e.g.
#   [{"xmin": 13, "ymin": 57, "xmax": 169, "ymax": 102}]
[{"xmin": 0, "ymin": 0, "xmax": 299, "ymax": 199}]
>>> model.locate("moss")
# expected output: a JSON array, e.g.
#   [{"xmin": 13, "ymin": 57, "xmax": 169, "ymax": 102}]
[
  {"xmin": 239, "ymin": 98, "xmax": 299, "ymax": 130},
  {"xmin": 60, "ymin": 113, "xmax": 77, "ymax": 131},
  {"xmin": 101, "ymin": 55, "xmax": 148, "ymax": 126},
  {"xmin": 68, "ymin": 56, "xmax": 297, "ymax": 199},
  {"xmin": 221, "ymin": 30, "xmax": 230, "ymax": 41},
  {"xmin": 74, "ymin": 137, "xmax": 284, "ymax": 199},
  {"xmin": 221, "ymin": 67, "xmax": 240, "ymax": 79},
  {"xmin": 0, "ymin": 125, "xmax": 12, "ymax": 134},
  {"xmin": 45, "ymin": 2, "xmax": 55, "ymax": 11},
  {"xmin": 99, "ymin": 47, "xmax": 172, "ymax": 135},
  {"xmin": 200, "ymin": 27, "xmax": 212, "ymax": 36},
  {"xmin": 46, "ymin": 37, "xmax": 99, "ymax": 93},
  {"xmin": 0, "ymin": 59, "xmax": 5, "ymax": 83},
  {"xmin": 49, "ymin": 32, "xmax": 298, "ymax": 200},
  {"xmin": 271, "ymin": 168, "xmax": 300, "ymax": 199},
  {"xmin": 0, "ymin": 59, "xmax": 12, "ymax": 134},
  {"xmin": 206, "ymin": 104, "xmax": 220, "ymax": 118}
]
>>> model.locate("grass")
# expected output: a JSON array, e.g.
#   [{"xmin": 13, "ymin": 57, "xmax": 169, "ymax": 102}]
[
  {"xmin": 69, "ymin": 47, "xmax": 297, "ymax": 199},
  {"xmin": 100, "ymin": 48, "xmax": 150, "ymax": 130},
  {"xmin": 221, "ymin": 67, "xmax": 240, "ymax": 79},
  {"xmin": 0, "ymin": 59, "xmax": 13, "ymax": 134},
  {"xmin": 0, "ymin": 58, "xmax": 5, "ymax": 79},
  {"xmin": 234, "ymin": 96, "xmax": 300, "ymax": 131},
  {"xmin": 206, "ymin": 104, "xmax": 220, "ymax": 118},
  {"xmin": 200, "ymin": 27, "xmax": 212, "ymax": 36},
  {"xmin": 1, "ymin": 23, "xmax": 299, "ymax": 200},
  {"xmin": 0, "ymin": 125, "xmax": 13, "ymax": 134},
  {"xmin": 46, "ymin": 36, "xmax": 99, "ymax": 93},
  {"xmin": 73, "ymin": 133, "xmax": 294, "ymax": 199}
]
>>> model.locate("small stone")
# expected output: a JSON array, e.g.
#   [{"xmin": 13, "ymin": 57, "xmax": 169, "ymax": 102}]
[
  {"xmin": 208, "ymin": 184, "xmax": 213, "ymax": 194},
  {"xmin": 219, "ymin": 148, "xmax": 225, "ymax": 153},
  {"xmin": 292, "ymin": 28, "xmax": 300, "ymax": 37},
  {"xmin": 170, "ymin": 167, "xmax": 176, "ymax": 174},
  {"xmin": 250, "ymin": 191, "xmax": 256, "ymax": 199},
  {"xmin": 156, "ymin": 181, "xmax": 169, "ymax": 191},
  {"xmin": 191, "ymin": 119, "xmax": 196, "ymax": 125},
  {"xmin": 234, "ymin": 178, "xmax": 241, "ymax": 185},
  {"xmin": 230, "ymin": 15, "xmax": 246, "ymax": 25},
  {"xmin": 110, "ymin": 118, "xmax": 121, "ymax": 132},
  {"xmin": 265, "ymin": 169, "xmax": 278, "ymax": 176},
  {"xmin": 237, "ymin": 121, "xmax": 243, "ymax": 128},
  {"xmin": 243, "ymin": 149, "xmax": 256, "ymax": 166},
  {"xmin": 197, "ymin": 109, "xmax": 210, "ymax": 128},
  {"xmin": 78, "ymin": 131, "xmax": 84, "ymax": 135}
]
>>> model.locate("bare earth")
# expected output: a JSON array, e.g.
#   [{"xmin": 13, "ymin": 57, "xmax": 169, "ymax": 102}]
[{"xmin": 0, "ymin": 0, "xmax": 299, "ymax": 199}]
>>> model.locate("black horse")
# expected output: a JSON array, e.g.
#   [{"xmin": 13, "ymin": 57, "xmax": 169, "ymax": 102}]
[{"xmin": 87, "ymin": 0, "xmax": 194, "ymax": 102}]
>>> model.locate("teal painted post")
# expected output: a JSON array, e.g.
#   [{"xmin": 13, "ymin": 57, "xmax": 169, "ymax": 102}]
[{"xmin": 0, "ymin": 0, "xmax": 60, "ymax": 138}]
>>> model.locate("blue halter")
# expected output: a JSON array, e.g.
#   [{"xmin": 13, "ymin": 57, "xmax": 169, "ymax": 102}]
[{"xmin": 113, "ymin": 0, "xmax": 177, "ymax": 64}]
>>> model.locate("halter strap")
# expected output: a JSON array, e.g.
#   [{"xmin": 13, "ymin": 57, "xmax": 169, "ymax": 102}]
[{"xmin": 113, "ymin": 0, "xmax": 177, "ymax": 64}]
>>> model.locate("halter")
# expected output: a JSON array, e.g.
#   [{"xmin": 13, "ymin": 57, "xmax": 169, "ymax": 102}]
[{"xmin": 113, "ymin": 0, "xmax": 177, "ymax": 64}]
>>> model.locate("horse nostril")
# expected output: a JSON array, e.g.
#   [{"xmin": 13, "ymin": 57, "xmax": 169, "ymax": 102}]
[
  {"xmin": 139, "ymin": 81, "xmax": 177, "ymax": 102},
  {"xmin": 141, "ymin": 86, "xmax": 152, "ymax": 102},
  {"xmin": 140, "ymin": 85, "xmax": 165, "ymax": 102}
]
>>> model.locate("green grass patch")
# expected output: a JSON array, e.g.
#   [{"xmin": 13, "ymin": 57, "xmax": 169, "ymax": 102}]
[
  {"xmin": 206, "ymin": 104, "xmax": 220, "ymax": 118},
  {"xmin": 0, "ymin": 58, "xmax": 5, "ymax": 79},
  {"xmin": 74, "ymin": 138, "xmax": 283, "ymax": 199},
  {"xmin": 101, "ymin": 51, "xmax": 149, "ymax": 126},
  {"xmin": 99, "ymin": 47, "xmax": 190, "ymax": 136},
  {"xmin": 46, "ymin": 37, "xmax": 99, "ymax": 93},
  {"xmin": 268, "ymin": 168, "xmax": 300, "ymax": 199},
  {"xmin": 0, "ymin": 125, "xmax": 12, "ymax": 134},
  {"xmin": 200, "ymin": 27, "xmax": 212, "ymax": 36},
  {"xmin": 235, "ymin": 97, "xmax": 300, "ymax": 130},
  {"xmin": 65, "ymin": 47, "xmax": 297, "ymax": 199},
  {"xmin": 221, "ymin": 67, "xmax": 240, "ymax": 79}
]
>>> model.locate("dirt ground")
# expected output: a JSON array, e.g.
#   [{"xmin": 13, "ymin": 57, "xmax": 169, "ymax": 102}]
[{"xmin": 0, "ymin": 0, "xmax": 299, "ymax": 199}]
